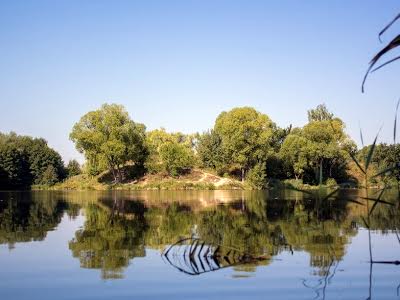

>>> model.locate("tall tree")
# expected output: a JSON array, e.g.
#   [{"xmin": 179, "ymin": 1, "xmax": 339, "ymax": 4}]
[
  {"xmin": 145, "ymin": 128, "xmax": 195, "ymax": 176},
  {"xmin": 70, "ymin": 104, "xmax": 147, "ymax": 183},
  {"xmin": 214, "ymin": 107, "xmax": 275, "ymax": 181},
  {"xmin": 66, "ymin": 159, "xmax": 81, "ymax": 177},
  {"xmin": 307, "ymin": 104, "xmax": 333, "ymax": 122}
]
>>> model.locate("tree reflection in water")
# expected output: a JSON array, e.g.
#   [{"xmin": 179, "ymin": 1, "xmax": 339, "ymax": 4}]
[{"xmin": 0, "ymin": 189, "xmax": 399, "ymax": 297}]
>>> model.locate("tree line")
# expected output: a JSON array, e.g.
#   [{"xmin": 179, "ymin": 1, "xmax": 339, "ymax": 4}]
[
  {"xmin": 0, "ymin": 132, "xmax": 81, "ymax": 189},
  {"xmin": 1, "ymin": 103, "xmax": 399, "ymax": 189}
]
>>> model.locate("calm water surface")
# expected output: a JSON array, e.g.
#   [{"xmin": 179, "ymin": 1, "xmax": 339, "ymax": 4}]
[{"xmin": 0, "ymin": 190, "xmax": 399, "ymax": 299}]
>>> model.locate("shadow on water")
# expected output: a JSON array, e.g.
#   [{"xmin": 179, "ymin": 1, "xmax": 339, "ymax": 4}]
[{"xmin": 0, "ymin": 189, "xmax": 399, "ymax": 296}]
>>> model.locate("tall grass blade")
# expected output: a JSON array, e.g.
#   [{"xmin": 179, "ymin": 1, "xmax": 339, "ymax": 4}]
[
  {"xmin": 360, "ymin": 197, "xmax": 394, "ymax": 206},
  {"xmin": 361, "ymin": 216, "xmax": 370, "ymax": 229},
  {"xmin": 359, "ymin": 126, "xmax": 365, "ymax": 147},
  {"xmin": 349, "ymin": 152, "xmax": 365, "ymax": 174},
  {"xmin": 362, "ymin": 35, "xmax": 400, "ymax": 92},
  {"xmin": 369, "ymin": 187, "xmax": 387, "ymax": 216},
  {"xmin": 371, "ymin": 56, "xmax": 400, "ymax": 73},
  {"xmin": 372, "ymin": 164, "xmax": 399, "ymax": 178},
  {"xmin": 345, "ymin": 198, "xmax": 365, "ymax": 206},
  {"xmin": 365, "ymin": 131, "xmax": 380, "ymax": 171},
  {"xmin": 369, "ymin": 200, "xmax": 379, "ymax": 216},
  {"xmin": 395, "ymin": 98, "xmax": 400, "ymax": 144},
  {"xmin": 379, "ymin": 13, "xmax": 400, "ymax": 42}
]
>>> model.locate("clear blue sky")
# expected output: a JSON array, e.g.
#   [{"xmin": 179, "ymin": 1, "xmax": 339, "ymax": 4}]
[{"xmin": 1, "ymin": 0, "xmax": 399, "ymax": 163}]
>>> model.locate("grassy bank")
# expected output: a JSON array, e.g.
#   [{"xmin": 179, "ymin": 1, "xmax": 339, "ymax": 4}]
[
  {"xmin": 40, "ymin": 169, "xmax": 247, "ymax": 191},
  {"xmin": 32, "ymin": 170, "xmax": 362, "ymax": 192}
]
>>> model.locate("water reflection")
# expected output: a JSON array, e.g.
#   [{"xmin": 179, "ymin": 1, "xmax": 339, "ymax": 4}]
[{"xmin": 0, "ymin": 189, "xmax": 399, "ymax": 289}]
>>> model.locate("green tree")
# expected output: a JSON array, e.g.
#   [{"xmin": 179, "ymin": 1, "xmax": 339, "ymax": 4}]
[
  {"xmin": 302, "ymin": 117, "xmax": 349, "ymax": 184},
  {"xmin": 0, "ymin": 132, "xmax": 65, "ymax": 189},
  {"xmin": 159, "ymin": 141, "xmax": 195, "ymax": 176},
  {"xmin": 41, "ymin": 165, "xmax": 59, "ymax": 186},
  {"xmin": 214, "ymin": 107, "xmax": 275, "ymax": 182},
  {"xmin": 280, "ymin": 133, "xmax": 310, "ymax": 179},
  {"xmin": 246, "ymin": 163, "xmax": 267, "ymax": 189},
  {"xmin": 307, "ymin": 104, "xmax": 333, "ymax": 122},
  {"xmin": 0, "ymin": 143, "xmax": 32, "ymax": 189},
  {"xmin": 66, "ymin": 159, "xmax": 81, "ymax": 177},
  {"xmin": 145, "ymin": 128, "xmax": 195, "ymax": 175},
  {"xmin": 196, "ymin": 130, "xmax": 226, "ymax": 174},
  {"xmin": 70, "ymin": 104, "xmax": 147, "ymax": 182}
]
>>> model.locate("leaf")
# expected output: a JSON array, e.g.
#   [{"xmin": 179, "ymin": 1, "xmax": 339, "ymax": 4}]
[
  {"xmin": 369, "ymin": 187, "xmax": 387, "ymax": 216},
  {"xmin": 371, "ymin": 55, "xmax": 400, "ymax": 73},
  {"xmin": 395, "ymin": 98, "xmax": 400, "ymax": 144},
  {"xmin": 372, "ymin": 163, "xmax": 399, "ymax": 178},
  {"xmin": 369, "ymin": 200, "xmax": 379, "ymax": 216},
  {"xmin": 345, "ymin": 198, "xmax": 365, "ymax": 206},
  {"xmin": 359, "ymin": 126, "xmax": 364, "ymax": 147},
  {"xmin": 361, "ymin": 216, "xmax": 370, "ymax": 229},
  {"xmin": 362, "ymin": 34, "xmax": 400, "ymax": 92},
  {"xmin": 360, "ymin": 197, "xmax": 394, "ymax": 206},
  {"xmin": 379, "ymin": 13, "xmax": 400, "ymax": 42},
  {"xmin": 365, "ymin": 131, "xmax": 380, "ymax": 171},
  {"xmin": 349, "ymin": 152, "xmax": 365, "ymax": 174}
]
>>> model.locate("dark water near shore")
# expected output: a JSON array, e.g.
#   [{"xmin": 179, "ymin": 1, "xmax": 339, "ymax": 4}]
[{"xmin": 0, "ymin": 190, "xmax": 399, "ymax": 300}]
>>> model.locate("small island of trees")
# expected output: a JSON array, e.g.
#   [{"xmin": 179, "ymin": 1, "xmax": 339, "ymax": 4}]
[{"xmin": 0, "ymin": 103, "xmax": 399, "ymax": 190}]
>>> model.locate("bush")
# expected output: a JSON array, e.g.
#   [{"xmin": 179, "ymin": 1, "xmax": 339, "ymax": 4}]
[
  {"xmin": 325, "ymin": 178, "xmax": 338, "ymax": 187},
  {"xmin": 159, "ymin": 142, "xmax": 195, "ymax": 176},
  {"xmin": 66, "ymin": 159, "xmax": 81, "ymax": 177},
  {"xmin": 41, "ymin": 165, "xmax": 59, "ymax": 186},
  {"xmin": 246, "ymin": 163, "xmax": 267, "ymax": 190}
]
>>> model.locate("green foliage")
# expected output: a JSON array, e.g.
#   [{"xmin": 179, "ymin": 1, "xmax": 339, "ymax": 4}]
[
  {"xmin": 246, "ymin": 163, "xmax": 267, "ymax": 189},
  {"xmin": 307, "ymin": 104, "xmax": 333, "ymax": 122},
  {"xmin": 145, "ymin": 128, "xmax": 196, "ymax": 176},
  {"xmin": 196, "ymin": 130, "xmax": 227, "ymax": 174},
  {"xmin": 214, "ymin": 107, "xmax": 275, "ymax": 181},
  {"xmin": 41, "ymin": 165, "xmax": 59, "ymax": 186},
  {"xmin": 66, "ymin": 159, "xmax": 81, "ymax": 177},
  {"xmin": 159, "ymin": 141, "xmax": 195, "ymax": 176},
  {"xmin": 0, "ymin": 132, "xmax": 65, "ymax": 189},
  {"xmin": 358, "ymin": 143, "xmax": 400, "ymax": 186},
  {"xmin": 280, "ymin": 133, "xmax": 310, "ymax": 179},
  {"xmin": 325, "ymin": 178, "xmax": 338, "ymax": 187},
  {"xmin": 70, "ymin": 104, "xmax": 147, "ymax": 182},
  {"xmin": 69, "ymin": 203, "xmax": 146, "ymax": 279}
]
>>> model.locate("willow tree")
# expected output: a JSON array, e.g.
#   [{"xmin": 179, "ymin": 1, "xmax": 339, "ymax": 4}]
[{"xmin": 70, "ymin": 104, "xmax": 147, "ymax": 183}]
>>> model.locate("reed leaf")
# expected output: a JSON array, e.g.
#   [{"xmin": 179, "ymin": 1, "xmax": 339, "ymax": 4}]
[
  {"xmin": 372, "ymin": 164, "xmax": 399, "ymax": 178},
  {"xmin": 360, "ymin": 126, "xmax": 365, "ymax": 147},
  {"xmin": 379, "ymin": 13, "xmax": 400, "ymax": 42},
  {"xmin": 365, "ymin": 132, "xmax": 380, "ymax": 171},
  {"xmin": 369, "ymin": 200, "xmax": 380, "ymax": 216},
  {"xmin": 360, "ymin": 197, "xmax": 394, "ymax": 206},
  {"xmin": 349, "ymin": 152, "xmax": 365, "ymax": 174},
  {"xmin": 371, "ymin": 56, "xmax": 400, "ymax": 73},
  {"xmin": 362, "ymin": 34, "xmax": 400, "ymax": 92},
  {"xmin": 361, "ymin": 216, "xmax": 370, "ymax": 229},
  {"xmin": 345, "ymin": 198, "xmax": 365, "ymax": 206},
  {"xmin": 395, "ymin": 98, "xmax": 400, "ymax": 144},
  {"xmin": 369, "ymin": 187, "xmax": 387, "ymax": 216}
]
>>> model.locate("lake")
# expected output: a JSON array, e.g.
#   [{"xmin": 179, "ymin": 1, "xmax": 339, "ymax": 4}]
[{"xmin": 0, "ymin": 189, "xmax": 399, "ymax": 300}]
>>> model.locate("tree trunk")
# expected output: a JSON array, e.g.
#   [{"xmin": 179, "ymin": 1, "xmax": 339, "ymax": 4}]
[
  {"xmin": 116, "ymin": 165, "xmax": 123, "ymax": 183},
  {"xmin": 110, "ymin": 166, "xmax": 117, "ymax": 183},
  {"xmin": 241, "ymin": 168, "xmax": 245, "ymax": 182},
  {"xmin": 319, "ymin": 159, "xmax": 323, "ymax": 185}
]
